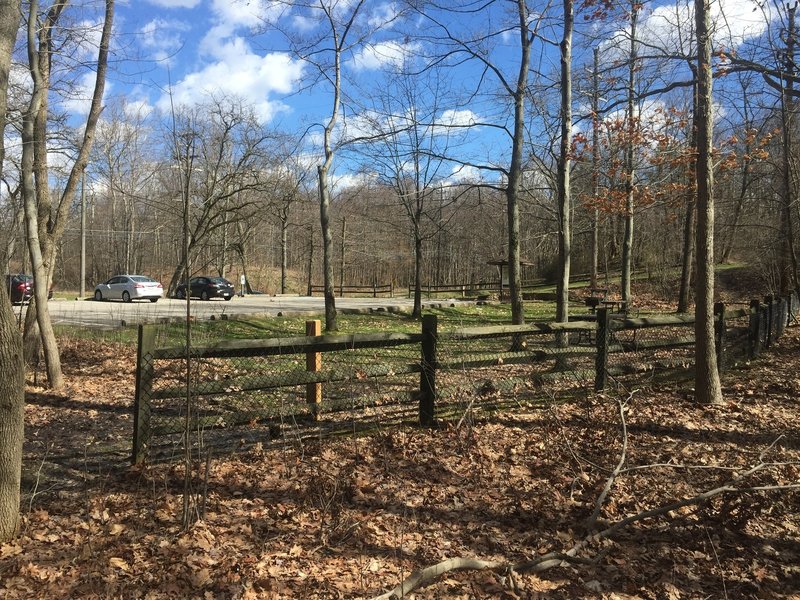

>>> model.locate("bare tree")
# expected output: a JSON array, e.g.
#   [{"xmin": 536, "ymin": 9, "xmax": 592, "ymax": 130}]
[
  {"xmin": 694, "ymin": 0, "xmax": 723, "ymax": 404},
  {"xmin": 0, "ymin": 0, "xmax": 23, "ymax": 545},
  {"xmin": 20, "ymin": 0, "xmax": 114, "ymax": 389},
  {"xmin": 350, "ymin": 65, "xmax": 459, "ymax": 319},
  {"xmin": 555, "ymin": 0, "xmax": 574, "ymax": 329},
  {"xmin": 160, "ymin": 97, "xmax": 273, "ymax": 295},
  {"xmin": 409, "ymin": 0, "xmax": 543, "ymax": 325}
]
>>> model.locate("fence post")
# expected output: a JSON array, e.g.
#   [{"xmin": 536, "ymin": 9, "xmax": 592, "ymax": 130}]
[
  {"xmin": 420, "ymin": 315, "xmax": 438, "ymax": 426},
  {"xmin": 132, "ymin": 324, "xmax": 156, "ymax": 464},
  {"xmin": 714, "ymin": 302, "xmax": 725, "ymax": 372},
  {"xmin": 306, "ymin": 320, "xmax": 322, "ymax": 419},
  {"xmin": 764, "ymin": 295, "xmax": 774, "ymax": 348},
  {"xmin": 748, "ymin": 299, "xmax": 762, "ymax": 359},
  {"xmin": 779, "ymin": 295, "xmax": 789, "ymax": 338},
  {"xmin": 595, "ymin": 308, "xmax": 610, "ymax": 392}
]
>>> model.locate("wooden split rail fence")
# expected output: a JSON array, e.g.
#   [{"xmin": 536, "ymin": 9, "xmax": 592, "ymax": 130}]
[{"xmin": 132, "ymin": 291, "xmax": 799, "ymax": 463}]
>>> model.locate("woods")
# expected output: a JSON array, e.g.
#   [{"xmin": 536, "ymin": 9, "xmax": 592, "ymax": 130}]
[{"xmin": 1, "ymin": 0, "xmax": 800, "ymax": 595}]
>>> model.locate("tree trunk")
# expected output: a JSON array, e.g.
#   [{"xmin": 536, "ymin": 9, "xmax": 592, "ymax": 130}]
[
  {"xmin": 621, "ymin": 3, "xmax": 638, "ymax": 305},
  {"xmin": 319, "ymin": 163, "xmax": 337, "ymax": 330},
  {"xmin": 23, "ymin": 0, "xmax": 114, "ymax": 389},
  {"xmin": 556, "ymin": 0, "xmax": 573, "ymax": 329},
  {"xmin": 0, "ymin": 0, "xmax": 24, "ymax": 545},
  {"xmin": 413, "ymin": 233, "xmax": 423, "ymax": 319},
  {"xmin": 694, "ymin": 0, "xmax": 723, "ymax": 404},
  {"xmin": 506, "ymin": 0, "xmax": 532, "ymax": 325},
  {"xmin": 780, "ymin": 4, "xmax": 799, "ymax": 295},
  {"xmin": 590, "ymin": 47, "xmax": 600, "ymax": 290},
  {"xmin": 678, "ymin": 76, "xmax": 698, "ymax": 314},
  {"xmin": 280, "ymin": 215, "xmax": 288, "ymax": 294}
]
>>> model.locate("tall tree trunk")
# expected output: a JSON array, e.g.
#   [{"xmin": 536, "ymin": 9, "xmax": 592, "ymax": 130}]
[
  {"xmin": 694, "ymin": 0, "xmax": 723, "ymax": 404},
  {"xmin": 556, "ymin": 0, "xmax": 573, "ymax": 328},
  {"xmin": 0, "ymin": 0, "xmax": 24, "ymax": 545},
  {"xmin": 23, "ymin": 0, "xmax": 114, "ymax": 388},
  {"xmin": 506, "ymin": 0, "xmax": 532, "ymax": 325},
  {"xmin": 590, "ymin": 47, "xmax": 600, "ymax": 290},
  {"xmin": 280, "ymin": 215, "xmax": 288, "ymax": 294},
  {"xmin": 621, "ymin": 3, "xmax": 638, "ymax": 304},
  {"xmin": 678, "ymin": 75, "xmax": 698, "ymax": 313},
  {"xmin": 780, "ymin": 4, "xmax": 799, "ymax": 294},
  {"xmin": 413, "ymin": 232, "xmax": 423, "ymax": 319}
]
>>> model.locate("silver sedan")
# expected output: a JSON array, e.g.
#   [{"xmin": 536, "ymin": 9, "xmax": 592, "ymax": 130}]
[{"xmin": 93, "ymin": 275, "xmax": 163, "ymax": 303}]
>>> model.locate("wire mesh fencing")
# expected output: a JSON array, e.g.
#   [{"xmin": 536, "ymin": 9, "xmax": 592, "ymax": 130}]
[{"xmin": 132, "ymin": 291, "xmax": 800, "ymax": 464}]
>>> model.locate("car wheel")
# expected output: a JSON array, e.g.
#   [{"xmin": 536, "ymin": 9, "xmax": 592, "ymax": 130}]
[
  {"xmin": 201, "ymin": 291, "xmax": 209, "ymax": 301},
  {"xmin": 224, "ymin": 296, "xmax": 232, "ymax": 301},
  {"xmin": 122, "ymin": 291, "xmax": 131, "ymax": 303},
  {"xmin": 176, "ymin": 288, "xmax": 185, "ymax": 299},
  {"xmin": 150, "ymin": 298, "xmax": 158, "ymax": 303},
  {"xmin": 94, "ymin": 290, "xmax": 103, "ymax": 301}
]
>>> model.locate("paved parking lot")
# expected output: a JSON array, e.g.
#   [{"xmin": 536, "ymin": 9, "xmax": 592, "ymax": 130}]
[{"xmin": 16, "ymin": 294, "xmax": 462, "ymax": 328}]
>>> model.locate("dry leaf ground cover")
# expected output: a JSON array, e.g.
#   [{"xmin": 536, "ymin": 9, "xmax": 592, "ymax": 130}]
[{"xmin": 2, "ymin": 314, "xmax": 800, "ymax": 598}]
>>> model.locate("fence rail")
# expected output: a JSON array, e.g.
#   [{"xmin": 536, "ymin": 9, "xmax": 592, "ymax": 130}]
[
  {"xmin": 309, "ymin": 283, "xmax": 394, "ymax": 297},
  {"xmin": 132, "ymin": 290, "xmax": 799, "ymax": 464}
]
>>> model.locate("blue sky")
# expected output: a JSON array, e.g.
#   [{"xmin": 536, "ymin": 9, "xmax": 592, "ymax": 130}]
[{"xmin": 27, "ymin": 0, "xmax": 780, "ymax": 185}]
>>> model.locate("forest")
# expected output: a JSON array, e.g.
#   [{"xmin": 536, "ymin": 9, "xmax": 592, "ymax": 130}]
[{"xmin": 0, "ymin": 0, "xmax": 799, "ymax": 596}]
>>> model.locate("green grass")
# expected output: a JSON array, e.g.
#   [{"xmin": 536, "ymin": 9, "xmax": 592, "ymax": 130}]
[{"xmin": 53, "ymin": 299, "xmax": 564, "ymax": 347}]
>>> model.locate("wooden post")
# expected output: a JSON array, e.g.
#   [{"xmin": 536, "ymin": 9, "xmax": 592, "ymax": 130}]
[
  {"xmin": 779, "ymin": 295, "xmax": 789, "ymax": 338},
  {"xmin": 306, "ymin": 320, "xmax": 322, "ymax": 419},
  {"xmin": 765, "ymin": 295, "xmax": 774, "ymax": 348},
  {"xmin": 132, "ymin": 324, "xmax": 156, "ymax": 464},
  {"xmin": 714, "ymin": 302, "xmax": 725, "ymax": 372},
  {"xmin": 373, "ymin": 282, "xmax": 377, "ymax": 298},
  {"xmin": 420, "ymin": 315, "xmax": 438, "ymax": 426},
  {"xmin": 748, "ymin": 299, "xmax": 762, "ymax": 359},
  {"xmin": 595, "ymin": 308, "xmax": 610, "ymax": 391}
]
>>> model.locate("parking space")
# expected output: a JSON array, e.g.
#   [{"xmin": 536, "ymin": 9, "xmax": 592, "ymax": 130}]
[{"xmin": 17, "ymin": 295, "xmax": 430, "ymax": 328}]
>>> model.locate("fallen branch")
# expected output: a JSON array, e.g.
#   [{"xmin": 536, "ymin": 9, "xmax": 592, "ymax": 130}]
[{"xmin": 371, "ymin": 445, "xmax": 797, "ymax": 599}]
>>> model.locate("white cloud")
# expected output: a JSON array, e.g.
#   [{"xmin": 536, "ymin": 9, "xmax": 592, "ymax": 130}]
[
  {"xmin": 351, "ymin": 40, "xmax": 420, "ymax": 71},
  {"xmin": 605, "ymin": 0, "xmax": 770, "ymax": 59},
  {"xmin": 367, "ymin": 3, "xmax": 401, "ymax": 28},
  {"xmin": 447, "ymin": 164, "xmax": 482, "ymax": 184},
  {"xmin": 158, "ymin": 51, "xmax": 303, "ymax": 122},
  {"xmin": 139, "ymin": 18, "xmax": 190, "ymax": 62},
  {"xmin": 60, "ymin": 72, "xmax": 110, "ymax": 116},
  {"xmin": 155, "ymin": 0, "xmax": 304, "ymax": 123},
  {"xmin": 144, "ymin": 0, "xmax": 202, "ymax": 8},
  {"xmin": 437, "ymin": 109, "xmax": 477, "ymax": 128}
]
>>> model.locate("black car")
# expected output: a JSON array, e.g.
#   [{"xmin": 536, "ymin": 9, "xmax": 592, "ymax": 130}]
[
  {"xmin": 175, "ymin": 276, "xmax": 235, "ymax": 301},
  {"xmin": 5, "ymin": 274, "xmax": 53, "ymax": 304},
  {"xmin": 5, "ymin": 274, "xmax": 33, "ymax": 304}
]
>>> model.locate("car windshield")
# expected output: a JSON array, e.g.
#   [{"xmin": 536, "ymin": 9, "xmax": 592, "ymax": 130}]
[
  {"xmin": 130, "ymin": 276, "xmax": 155, "ymax": 283},
  {"xmin": 210, "ymin": 277, "xmax": 229, "ymax": 284}
]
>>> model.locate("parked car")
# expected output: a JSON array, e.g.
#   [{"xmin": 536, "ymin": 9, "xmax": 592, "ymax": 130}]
[
  {"xmin": 175, "ymin": 276, "xmax": 235, "ymax": 301},
  {"xmin": 94, "ymin": 275, "xmax": 163, "ymax": 303},
  {"xmin": 5, "ymin": 274, "xmax": 33, "ymax": 304},
  {"xmin": 5, "ymin": 274, "xmax": 53, "ymax": 304}
]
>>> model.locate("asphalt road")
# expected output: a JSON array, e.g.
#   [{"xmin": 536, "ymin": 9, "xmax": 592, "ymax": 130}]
[{"xmin": 18, "ymin": 294, "xmax": 465, "ymax": 328}]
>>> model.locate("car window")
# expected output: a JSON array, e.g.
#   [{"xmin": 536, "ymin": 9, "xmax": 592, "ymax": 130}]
[
  {"xmin": 130, "ymin": 276, "xmax": 150, "ymax": 283},
  {"xmin": 210, "ymin": 277, "xmax": 228, "ymax": 284},
  {"xmin": 107, "ymin": 277, "xmax": 120, "ymax": 285}
]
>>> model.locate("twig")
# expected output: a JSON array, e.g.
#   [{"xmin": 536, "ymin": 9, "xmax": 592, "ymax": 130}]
[
  {"xmin": 586, "ymin": 392, "xmax": 633, "ymax": 531},
  {"xmin": 704, "ymin": 525, "xmax": 728, "ymax": 599}
]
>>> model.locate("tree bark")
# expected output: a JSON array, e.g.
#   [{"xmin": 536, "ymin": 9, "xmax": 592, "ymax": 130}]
[
  {"xmin": 0, "ymin": 0, "xmax": 24, "ymax": 545},
  {"xmin": 506, "ymin": 0, "xmax": 532, "ymax": 325},
  {"xmin": 621, "ymin": 3, "xmax": 638, "ymax": 305},
  {"xmin": 678, "ymin": 75, "xmax": 698, "ymax": 314},
  {"xmin": 556, "ymin": 0, "xmax": 573, "ymax": 333},
  {"xmin": 694, "ymin": 0, "xmax": 723, "ymax": 404}
]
